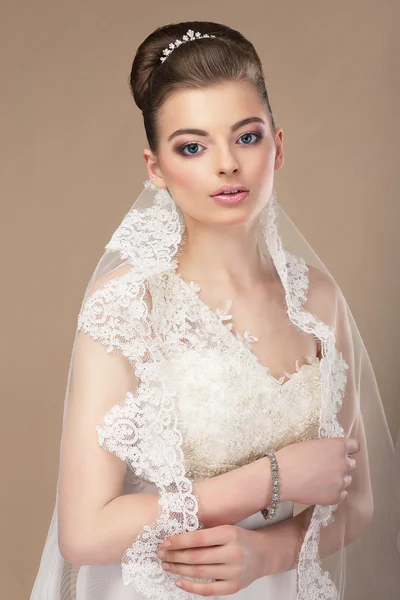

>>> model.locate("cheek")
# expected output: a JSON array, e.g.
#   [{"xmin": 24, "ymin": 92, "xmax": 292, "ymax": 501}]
[
  {"xmin": 165, "ymin": 155, "xmax": 205, "ymax": 192},
  {"xmin": 163, "ymin": 158, "xmax": 207, "ymax": 214},
  {"xmin": 251, "ymin": 149, "xmax": 276, "ymax": 180},
  {"xmin": 172, "ymin": 165, "xmax": 203, "ymax": 191}
]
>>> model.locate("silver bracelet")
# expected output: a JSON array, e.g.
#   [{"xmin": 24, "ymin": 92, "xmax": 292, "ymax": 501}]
[{"xmin": 261, "ymin": 450, "xmax": 280, "ymax": 520}]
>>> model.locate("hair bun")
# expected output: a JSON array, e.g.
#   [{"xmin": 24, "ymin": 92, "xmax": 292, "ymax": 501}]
[
  {"xmin": 129, "ymin": 31, "xmax": 165, "ymax": 111},
  {"xmin": 129, "ymin": 22, "xmax": 222, "ymax": 111}
]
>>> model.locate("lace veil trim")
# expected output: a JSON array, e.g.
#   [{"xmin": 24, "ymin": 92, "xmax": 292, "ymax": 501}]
[{"xmin": 76, "ymin": 182, "xmax": 348, "ymax": 600}]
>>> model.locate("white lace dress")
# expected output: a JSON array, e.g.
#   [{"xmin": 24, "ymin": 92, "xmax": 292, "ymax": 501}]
[{"xmin": 75, "ymin": 266, "xmax": 323, "ymax": 600}]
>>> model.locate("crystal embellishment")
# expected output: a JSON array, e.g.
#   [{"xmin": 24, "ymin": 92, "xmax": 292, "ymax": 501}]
[
  {"xmin": 261, "ymin": 450, "xmax": 281, "ymax": 520},
  {"xmin": 160, "ymin": 29, "xmax": 216, "ymax": 63}
]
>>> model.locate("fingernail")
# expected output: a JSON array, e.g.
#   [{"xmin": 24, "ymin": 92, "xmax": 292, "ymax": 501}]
[
  {"xmin": 158, "ymin": 550, "xmax": 165, "ymax": 559},
  {"xmin": 163, "ymin": 539, "xmax": 171, "ymax": 548}
]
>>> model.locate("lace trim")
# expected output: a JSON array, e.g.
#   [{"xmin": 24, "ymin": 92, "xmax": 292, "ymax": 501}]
[
  {"xmin": 77, "ymin": 184, "xmax": 209, "ymax": 598},
  {"xmin": 77, "ymin": 269, "xmax": 150, "ymax": 369},
  {"xmin": 96, "ymin": 377, "xmax": 207, "ymax": 598},
  {"xmin": 77, "ymin": 182, "xmax": 349, "ymax": 600},
  {"xmin": 105, "ymin": 181, "xmax": 184, "ymax": 271},
  {"xmin": 261, "ymin": 194, "xmax": 348, "ymax": 600},
  {"xmin": 170, "ymin": 269, "xmax": 319, "ymax": 388}
]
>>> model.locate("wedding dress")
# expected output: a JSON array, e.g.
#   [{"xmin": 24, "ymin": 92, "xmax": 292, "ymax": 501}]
[
  {"xmin": 75, "ymin": 264, "xmax": 322, "ymax": 599},
  {"xmin": 30, "ymin": 181, "xmax": 400, "ymax": 600}
]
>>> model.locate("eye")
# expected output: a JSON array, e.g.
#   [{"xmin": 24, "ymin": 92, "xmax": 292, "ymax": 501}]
[
  {"xmin": 177, "ymin": 142, "xmax": 205, "ymax": 157},
  {"xmin": 176, "ymin": 132, "xmax": 263, "ymax": 158},
  {"xmin": 237, "ymin": 132, "xmax": 263, "ymax": 145}
]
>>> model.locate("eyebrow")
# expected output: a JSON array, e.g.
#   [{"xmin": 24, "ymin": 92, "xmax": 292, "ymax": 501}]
[{"xmin": 167, "ymin": 117, "xmax": 267, "ymax": 142}]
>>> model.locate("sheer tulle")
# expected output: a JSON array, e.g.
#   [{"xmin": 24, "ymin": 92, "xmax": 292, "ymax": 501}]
[{"xmin": 30, "ymin": 181, "xmax": 400, "ymax": 600}]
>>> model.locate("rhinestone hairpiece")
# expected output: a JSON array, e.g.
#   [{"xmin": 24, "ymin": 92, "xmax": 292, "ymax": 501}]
[{"xmin": 160, "ymin": 29, "xmax": 216, "ymax": 63}]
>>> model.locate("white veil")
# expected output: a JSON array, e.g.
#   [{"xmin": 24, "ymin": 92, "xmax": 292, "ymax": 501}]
[{"xmin": 30, "ymin": 179, "xmax": 400, "ymax": 600}]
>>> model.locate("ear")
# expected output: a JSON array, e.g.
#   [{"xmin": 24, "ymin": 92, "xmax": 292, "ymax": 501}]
[
  {"xmin": 143, "ymin": 149, "xmax": 168, "ymax": 189},
  {"xmin": 273, "ymin": 128, "xmax": 284, "ymax": 171}
]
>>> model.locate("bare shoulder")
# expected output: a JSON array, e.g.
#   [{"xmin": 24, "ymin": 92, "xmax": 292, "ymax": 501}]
[
  {"xmin": 306, "ymin": 263, "xmax": 339, "ymax": 296},
  {"xmin": 305, "ymin": 263, "xmax": 342, "ymax": 328}
]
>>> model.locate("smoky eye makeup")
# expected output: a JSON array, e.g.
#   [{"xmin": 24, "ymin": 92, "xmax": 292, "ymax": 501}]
[
  {"xmin": 174, "ymin": 141, "xmax": 205, "ymax": 157},
  {"xmin": 174, "ymin": 130, "xmax": 265, "ymax": 157}
]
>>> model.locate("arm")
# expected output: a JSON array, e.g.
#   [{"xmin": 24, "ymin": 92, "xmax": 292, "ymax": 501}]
[
  {"xmin": 197, "ymin": 269, "xmax": 374, "ymax": 578},
  {"xmin": 61, "ymin": 267, "xmax": 371, "ymax": 567},
  {"xmin": 57, "ymin": 324, "xmax": 162, "ymax": 564},
  {"xmin": 251, "ymin": 496, "xmax": 371, "ymax": 579},
  {"xmin": 58, "ymin": 267, "xmax": 164, "ymax": 564},
  {"xmin": 196, "ymin": 271, "xmax": 373, "ymax": 540},
  {"xmin": 59, "ymin": 268, "xmax": 277, "ymax": 565},
  {"xmin": 60, "ymin": 331, "xmax": 368, "ymax": 569},
  {"xmin": 60, "ymin": 406, "xmax": 277, "ymax": 565},
  {"xmin": 309, "ymin": 271, "xmax": 374, "ymax": 549}
]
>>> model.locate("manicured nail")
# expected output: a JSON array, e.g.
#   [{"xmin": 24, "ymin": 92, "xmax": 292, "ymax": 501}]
[
  {"xmin": 163, "ymin": 539, "xmax": 171, "ymax": 547},
  {"xmin": 176, "ymin": 580, "xmax": 183, "ymax": 587}
]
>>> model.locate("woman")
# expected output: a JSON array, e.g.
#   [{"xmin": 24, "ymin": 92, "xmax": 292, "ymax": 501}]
[{"xmin": 30, "ymin": 20, "xmax": 399, "ymax": 600}]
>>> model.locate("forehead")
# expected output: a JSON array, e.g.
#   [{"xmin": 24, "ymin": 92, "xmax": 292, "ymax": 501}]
[{"xmin": 157, "ymin": 80, "xmax": 267, "ymax": 137}]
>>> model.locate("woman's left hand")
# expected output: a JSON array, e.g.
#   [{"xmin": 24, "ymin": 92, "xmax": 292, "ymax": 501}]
[{"xmin": 157, "ymin": 524, "xmax": 267, "ymax": 596}]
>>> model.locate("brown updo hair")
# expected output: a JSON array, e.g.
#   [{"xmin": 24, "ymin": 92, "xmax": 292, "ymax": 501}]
[{"xmin": 129, "ymin": 20, "xmax": 277, "ymax": 154}]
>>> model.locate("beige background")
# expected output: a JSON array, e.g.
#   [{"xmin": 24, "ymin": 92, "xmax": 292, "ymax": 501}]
[{"xmin": 1, "ymin": 1, "xmax": 398, "ymax": 598}]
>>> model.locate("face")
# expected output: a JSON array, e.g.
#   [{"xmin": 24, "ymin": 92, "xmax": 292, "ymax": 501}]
[{"xmin": 144, "ymin": 80, "xmax": 284, "ymax": 228}]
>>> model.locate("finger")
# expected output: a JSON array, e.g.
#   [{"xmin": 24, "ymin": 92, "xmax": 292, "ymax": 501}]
[
  {"xmin": 164, "ymin": 525, "xmax": 235, "ymax": 550},
  {"xmin": 174, "ymin": 576, "xmax": 240, "ymax": 596},
  {"xmin": 163, "ymin": 560, "xmax": 237, "ymax": 580},
  {"xmin": 339, "ymin": 490, "xmax": 348, "ymax": 503},
  {"xmin": 346, "ymin": 437, "xmax": 360, "ymax": 455},
  {"xmin": 161, "ymin": 544, "xmax": 228, "ymax": 565},
  {"xmin": 343, "ymin": 474, "xmax": 352, "ymax": 489},
  {"xmin": 347, "ymin": 457, "xmax": 357, "ymax": 472},
  {"xmin": 163, "ymin": 530, "xmax": 206, "ymax": 550}
]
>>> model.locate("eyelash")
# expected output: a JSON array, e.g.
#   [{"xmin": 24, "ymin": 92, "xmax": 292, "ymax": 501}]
[{"xmin": 176, "ymin": 131, "xmax": 264, "ymax": 158}]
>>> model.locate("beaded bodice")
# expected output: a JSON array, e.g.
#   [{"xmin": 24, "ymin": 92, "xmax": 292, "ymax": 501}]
[{"xmin": 146, "ymin": 268, "xmax": 322, "ymax": 480}]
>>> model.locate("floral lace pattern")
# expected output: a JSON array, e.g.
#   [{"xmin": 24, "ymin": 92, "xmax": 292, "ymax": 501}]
[
  {"xmin": 260, "ymin": 195, "xmax": 348, "ymax": 600},
  {"xmin": 189, "ymin": 285, "xmax": 260, "ymax": 350},
  {"xmin": 76, "ymin": 181, "xmax": 349, "ymax": 600},
  {"xmin": 143, "ymin": 266, "xmax": 325, "ymax": 480},
  {"xmin": 78, "ymin": 185, "xmax": 209, "ymax": 599}
]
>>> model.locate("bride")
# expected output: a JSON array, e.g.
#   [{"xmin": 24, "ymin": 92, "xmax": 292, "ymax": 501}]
[{"xmin": 30, "ymin": 20, "xmax": 399, "ymax": 600}]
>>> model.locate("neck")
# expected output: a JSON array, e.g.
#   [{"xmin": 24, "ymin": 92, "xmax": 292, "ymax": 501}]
[{"xmin": 176, "ymin": 215, "xmax": 276, "ymax": 288}]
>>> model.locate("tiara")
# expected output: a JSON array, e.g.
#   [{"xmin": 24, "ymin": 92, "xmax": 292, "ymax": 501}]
[{"xmin": 160, "ymin": 29, "xmax": 216, "ymax": 63}]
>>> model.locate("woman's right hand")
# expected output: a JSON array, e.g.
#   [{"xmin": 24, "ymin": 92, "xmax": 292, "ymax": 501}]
[{"xmin": 276, "ymin": 437, "xmax": 360, "ymax": 506}]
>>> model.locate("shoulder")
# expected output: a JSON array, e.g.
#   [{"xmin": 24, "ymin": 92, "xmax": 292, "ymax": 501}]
[
  {"xmin": 77, "ymin": 263, "xmax": 142, "ymax": 331},
  {"xmin": 304, "ymin": 263, "xmax": 342, "ymax": 328},
  {"xmin": 85, "ymin": 263, "xmax": 135, "ymax": 298},
  {"xmin": 306, "ymin": 263, "xmax": 339, "ymax": 297},
  {"xmin": 77, "ymin": 262, "xmax": 151, "ymax": 359}
]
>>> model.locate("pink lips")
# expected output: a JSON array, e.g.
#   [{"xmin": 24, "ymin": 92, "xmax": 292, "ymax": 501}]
[
  {"xmin": 211, "ymin": 184, "xmax": 250, "ymax": 206},
  {"xmin": 212, "ymin": 191, "xmax": 249, "ymax": 205},
  {"xmin": 211, "ymin": 184, "xmax": 248, "ymax": 196}
]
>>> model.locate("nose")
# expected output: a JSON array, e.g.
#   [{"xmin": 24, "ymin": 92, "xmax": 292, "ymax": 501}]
[{"xmin": 216, "ymin": 146, "xmax": 240, "ymax": 175}]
